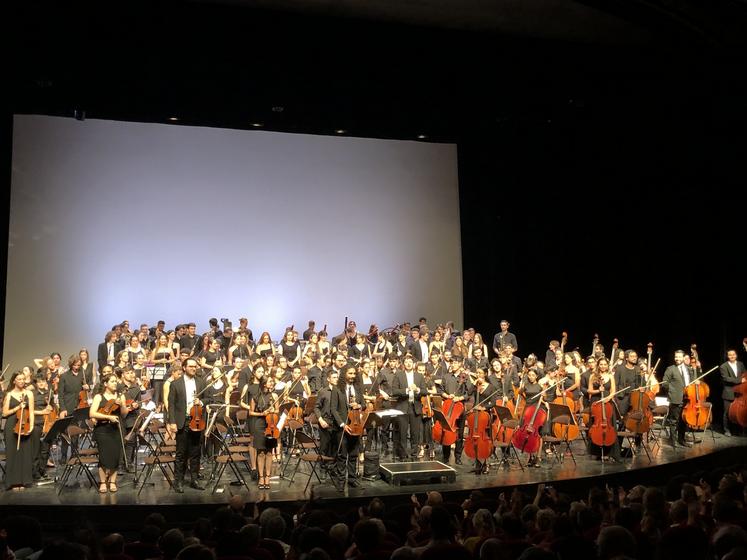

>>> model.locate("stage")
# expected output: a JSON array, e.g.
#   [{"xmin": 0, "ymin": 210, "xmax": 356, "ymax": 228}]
[{"xmin": 2, "ymin": 431, "xmax": 745, "ymax": 533}]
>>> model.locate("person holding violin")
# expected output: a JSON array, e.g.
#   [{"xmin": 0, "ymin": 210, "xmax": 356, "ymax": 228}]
[
  {"xmin": 438, "ymin": 359, "xmax": 472, "ymax": 465},
  {"xmin": 167, "ymin": 358, "xmax": 207, "ymax": 493},
  {"xmin": 248, "ymin": 375, "xmax": 279, "ymax": 490},
  {"xmin": 719, "ymin": 349, "xmax": 745, "ymax": 436},
  {"xmin": 31, "ymin": 373, "xmax": 54, "ymax": 481},
  {"xmin": 89, "ymin": 372, "xmax": 129, "ymax": 492},
  {"xmin": 586, "ymin": 358, "xmax": 622, "ymax": 462},
  {"xmin": 337, "ymin": 365, "xmax": 365, "ymax": 487},
  {"xmin": 418, "ymin": 362, "xmax": 438, "ymax": 459},
  {"xmin": 662, "ymin": 350, "xmax": 693, "ymax": 448},
  {"xmin": 2, "ymin": 371, "xmax": 35, "ymax": 490},
  {"xmin": 118, "ymin": 369, "xmax": 144, "ymax": 472}
]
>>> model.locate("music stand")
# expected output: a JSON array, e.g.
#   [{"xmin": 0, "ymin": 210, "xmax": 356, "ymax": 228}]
[
  {"xmin": 44, "ymin": 416, "xmax": 76, "ymax": 481},
  {"xmin": 493, "ymin": 405, "xmax": 513, "ymax": 423},
  {"xmin": 432, "ymin": 408, "xmax": 454, "ymax": 433},
  {"xmin": 547, "ymin": 402, "xmax": 577, "ymax": 465}
]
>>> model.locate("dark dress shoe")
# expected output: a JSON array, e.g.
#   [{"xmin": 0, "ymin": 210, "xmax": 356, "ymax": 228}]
[
  {"xmin": 174, "ymin": 482, "xmax": 184, "ymax": 493},
  {"xmin": 678, "ymin": 440, "xmax": 692, "ymax": 447},
  {"xmin": 190, "ymin": 481, "xmax": 206, "ymax": 490},
  {"xmin": 455, "ymin": 457, "xmax": 462, "ymax": 465}
]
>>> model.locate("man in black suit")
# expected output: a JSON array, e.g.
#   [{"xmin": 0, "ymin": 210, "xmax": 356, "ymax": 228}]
[
  {"xmin": 314, "ymin": 369, "xmax": 347, "ymax": 490},
  {"xmin": 167, "ymin": 358, "xmax": 207, "ymax": 492},
  {"xmin": 302, "ymin": 320, "xmax": 316, "ymax": 341},
  {"xmin": 97, "ymin": 331, "xmax": 120, "ymax": 371},
  {"xmin": 719, "ymin": 349, "xmax": 745, "ymax": 436},
  {"xmin": 179, "ymin": 323, "xmax": 200, "ymax": 356},
  {"xmin": 492, "ymin": 320, "xmax": 518, "ymax": 357},
  {"xmin": 662, "ymin": 349, "xmax": 692, "ymax": 447},
  {"xmin": 613, "ymin": 350, "xmax": 640, "ymax": 418},
  {"xmin": 391, "ymin": 354, "xmax": 428, "ymax": 460},
  {"xmin": 408, "ymin": 328, "xmax": 429, "ymax": 363},
  {"xmin": 337, "ymin": 365, "xmax": 365, "ymax": 487}
]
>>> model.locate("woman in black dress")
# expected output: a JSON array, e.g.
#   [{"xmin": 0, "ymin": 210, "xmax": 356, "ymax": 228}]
[
  {"xmin": 150, "ymin": 334, "xmax": 175, "ymax": 404},
  {"xmin": 79, "ymin": 348, "xmax": 96, "ymax": 389},
  {"xmin": 2, "ymin": 371, "xmax": 35, "ymax": 490},
  {"xmin": 240, "ymin": 364, "xmax": 265, "ymax": 479},
  {"xmin": 586, "ymin": 358, "xmax": 622, "ymax": 462},
  {"xmin": 280, "ymin": 330, "xmax": 301, "ymax": 367},
  {"xmin": 255, "ymin": 332, "xmax": 275, "ymax": 358},
  {"xmin": 90, "ymin": 372, "xmax": 128, "ymax": 493},
  {"xmin": 519, "ymin": 369, "xmax": 545, "ymax": 468},
  {"xmin": 248, "ymin": 376, "xmax": 278, "ymax": 490}
]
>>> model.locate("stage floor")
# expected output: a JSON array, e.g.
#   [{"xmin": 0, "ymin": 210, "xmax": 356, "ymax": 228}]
[{"xmin": 2, "ymin": 431, "xmax": 744, "ymax": 509}]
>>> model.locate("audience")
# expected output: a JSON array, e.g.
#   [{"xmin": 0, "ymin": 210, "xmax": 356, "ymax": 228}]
[{"xmin": 2, "ymin": 465, "xmax": 747, "ymax": 560}]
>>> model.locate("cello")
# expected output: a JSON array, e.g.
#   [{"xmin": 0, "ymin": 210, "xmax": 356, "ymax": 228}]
[
  {"xmin": 464, "ymin": 381, "xmax": 497, "ymax": 463},
  {"xmin": 432, "ymin": 372, "xmax": 466, "ymax": 446},
  {"xmin": 512, "ymin": 381, "xmax": 556, "ymax": 455},
  {"xmin": 588, "ymin": 376, "xmax": 622, "ymax": 448},
  {"xmin": 625, "ymin": 357, "xmax": 659, "ymax": 434}
]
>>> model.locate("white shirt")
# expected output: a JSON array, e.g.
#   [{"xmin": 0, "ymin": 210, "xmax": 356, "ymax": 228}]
[
  {"xmin": 679, "ymin": 365, "xmax": 690, "ymax": 386},
  {"xmin": 729, "ymin": 362, "xmax": 738, "ymax": 377},
  {"xmin": 107, "ymin": 343, "xmax": 114, "ymax": 361},
  {"xmin": 405, "ymin": 369, "xmax": 415, "ymax": 402},
  {"xmin": 184, "ymin": 375, "xmax": 197, "ymax": 410},
  {"xmin": 346, "ymin": 384, "xmax": 356, "ymax": 403},
  {"xmin": 419, "ymin": 340, "xmax": 429, "ymax": 362}
]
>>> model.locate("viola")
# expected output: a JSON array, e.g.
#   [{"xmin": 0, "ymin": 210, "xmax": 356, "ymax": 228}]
[
  {"xmin": 511, "ymin": 394, "xmax": 547, "ymax": 455},
  {"xmin": 432, "ymin": 397, "xmax": 464, "ymax": 446},
  {"xmin": 589, "ymin": 379, "xmax": 617, "ymax": 447},
  {"xmin": 99, "ymin": 398, "xmax": 122, "ymax": 416},
  {"xmin": 264, "ymin": 394, "xmax": 280, "ymax": 438},
  {"xmin": 41, "ymin": 391, "xmax": 58, "ymax": 436},
  {"xmin": 682, "ymin": 345, "xmax": 711, "ymax": 430}
]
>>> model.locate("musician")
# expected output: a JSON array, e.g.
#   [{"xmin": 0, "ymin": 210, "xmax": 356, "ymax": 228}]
[
  {"xmin": 586, "ymin": 358, "xmax": 622, "ymax": 462},
  {"xmin": 314, "ymin": 369, "xmax": 345, "ymax": 467},
  {"xmin": 337, "ymin": 366, "xmax": 364, "ymax": 487},
  {"xmin": 200, "ymin": 338, "xmax": 224, "ymax": 374},
  {"xmin": 662, "ymin": 350, "xmax": 693, "ymax": 447},
  {"xmin": 178, "ymin": 323, "xmax": 200, "ymax": 356},
  {"xmin": 240, "ymin": 364, "xmax": 266, "ymax": 479},
  {"xmin": 237, "ymin": 317, "xmax": 254, "ymax": 343},
  {"xmin": 466, "ymin": 346, "xmax": 489, "ymax": 372},
  {"xmin": 256, "ymin": 332, "xmax": 275, "ymax": 358},
  {"xmin": 350, "ymin": 333, "xmax": 371, "ymax": 364},
  {"xmin": 167, "ymin": 358, "xmax": 207, "ymax": 493},
  {"xmin": 125, "ymin": 335, "xmax": 147, "ymax": 366},
  {"xmin": 439, "ymin": 359, "xmax": 472, "ymax": 465},
  {"xmin": 468, "ymin": 369, "xmax": 494, "ymax": 474},
  {"xmin": 613, "ymin": 351, "xmax": 639, "ymax": 417},
  {"xmin": 98, "ymin": 331, "xmax": 121, "ymax": 371},
  {"xmin": 427, "ymin": 352, "xmax": 445, "ymax": 380},
  {"xmin": 519, "ymin": 368, "xmax": 550, "ymax": 468},
  {"xmin": 492, "ymin": 320, "xmax": 518, "ymax": 356},
  {"xmin": 31, "ymin": 373, "xmax": 53, "ymax": 481},
  {"xmin": 419, "ymin": 362, "xmax": 438, "ymax": 459},
  {"xmin": 488, "ymin": 359, "xmax": 510, "ymax": 401},
  {"xmin": 118, "ymin": 369, "xmax": 143, "ymax": 472},
  {"xmin": 545, "ymin": 340, "xmax": 560, "ymax": 369},
  {"xmin": 90, "ymin": 373, "xmax": 128, "ymax": 493},
  {"xmin": 280, "ymin": 329, "xmax": 301, "ymax": 367},
  {"xmin": 372, "ymin": 332, "xmax": 392, "ymax": 360},
  {"xmin": 719, "ymin": 349, "xmax": 745, "ymax": 436},
  {"xmin": 561, "ymin": 353, "xmax": 582, "ymax": 408},
  {"xmin": 408, "ymin": 328, "xmax": 429, "ymax": 363},
  {"xmin": 391, "ymin": 354, "xmax": 428, "ymax": 461},
  {"xmin": 57, "ymin": 356, "xmax": 89, "ymax": 461},
  {"xmin": 3, "ymin": 372, "xmax": 35, "ymax": 490},
  {"xmin": 301, "ymin": 320, "xmax": 315, "ymax": 341},
  {"xmin": 307, "ymin": 354, "xmax": 326, "ymax": 394},
  {"xmin": 394, "ymin": 332, "xmax": 409, "ymax": 357},
  {"xmin": 580, "ymin": 356, "xmax": 597, "ymax": 407},
  {"xmin": 203, "ymin": 367, "xmax": 229, "ymax": 457}
]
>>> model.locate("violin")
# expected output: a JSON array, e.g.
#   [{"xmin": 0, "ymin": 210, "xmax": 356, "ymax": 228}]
[
  {"xmin": 589, "ymin": 376, "xmax": 617, "ymax": 447},
  {"xmin": 188, "ymin": 391, "xmax": 206, "ymax": 431},
  {"xmin": 682, "ymin": 344, "xmax": 711, "ymax": 430},
  {"xmin": 99, "ymin": 398, "xmax": 122, "ymax": 416},
  {"xmin": 345, "ymin": 389, "xmax": 368, "ymax": 436},
  {"xmin": 42, "ymin": 390, "xmax": 58, "ymax": 436},
  {"xmin": 464, "ymin": 382, "xmax": 495, "ymax": 461},
  {"xmin": 14, "ymin": 394, "xmax": 33, "ymax": 437},
  {"xmin": 263, "ymin": 393, "xmax": 281, "ymax": 439},
  {"xmin": 421, "ymin": 392, "xmax": 434, "ymax": 418},
  {"xmin": 77, "ymin": 367, "xmax": 91, "ymax": 409}
]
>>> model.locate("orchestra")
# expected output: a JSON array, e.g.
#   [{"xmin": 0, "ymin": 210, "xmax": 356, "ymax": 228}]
[{"xmin": 1, "ymin": 317, "xmax": 745, "ymax": 494}]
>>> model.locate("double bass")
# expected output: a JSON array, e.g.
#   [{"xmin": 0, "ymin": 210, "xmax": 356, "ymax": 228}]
[
  {"xmin": 727, "ymin": 338, "xmax": 747, "ymax": 428},
  {"xmin": 682, "ymin": 344, "xmax": 711, "ymax": 431}
]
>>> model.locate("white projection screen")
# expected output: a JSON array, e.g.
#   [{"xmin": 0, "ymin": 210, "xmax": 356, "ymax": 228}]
[{"xmin": 4, "ymin": 115, "xmax": 462, "ymax": 367}]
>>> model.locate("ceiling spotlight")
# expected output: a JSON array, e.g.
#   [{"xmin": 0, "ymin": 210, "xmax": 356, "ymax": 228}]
[
  {"xmin": 335, "ymin": 129, "xmax": 346, "ymax": 134},
  {"xmin": 168, "ymin": 117, "xmax": 179, "ymax": 122},
  {"xmin": 417, "ymin": 134, "xmax": 427, "ymax": 139},
  {"xmin": 251, "ymin": 122, "xmax": 264, "ymax": 128}
]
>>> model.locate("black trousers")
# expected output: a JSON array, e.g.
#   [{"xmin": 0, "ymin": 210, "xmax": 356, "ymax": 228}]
[
  {"xmin": 319, "ymin": 426, "xmax": 340, "ymax": 459},
  {"xmin": 31, "ymin": 425, "xmax": 50, "ymax": 477},
  {"xmin": 441, "ymin": 413, "xmax": 466, "ymax": 462},
  {"xmin": 723, "ymin": 399, "xmax": 733, "ymax": 433},
  {"xmin": 395, "ymin": 404, "xmax": 422, "ymax": 459},
  {"xmin": 667, "ymin": 403, "xmax": 686, "ymax": 442},
  {"xmin": 336, "ymin": 433, "xmax": 360, "ymax": 480},
  {"xmin": 175, "ymin": 427, "xmax": 202, "ymax": 482}
]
